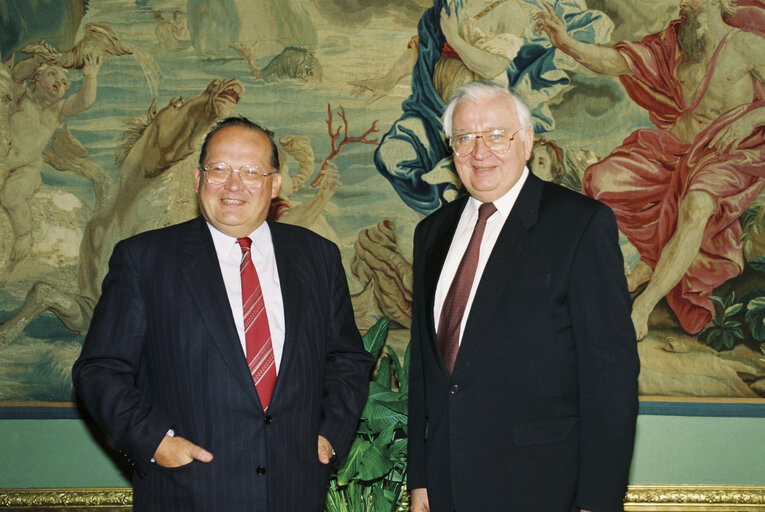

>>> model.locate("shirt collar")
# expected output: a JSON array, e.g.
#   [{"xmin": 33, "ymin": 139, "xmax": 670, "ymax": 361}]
[{"xmin": 206, "ymin": 220, "xmax": 272, "ymax": 260}]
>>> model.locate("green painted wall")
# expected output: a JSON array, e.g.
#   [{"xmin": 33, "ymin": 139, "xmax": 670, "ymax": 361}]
[{"xmin": 1, "ymin": 415, "xmax": 764, "ymax": 488}]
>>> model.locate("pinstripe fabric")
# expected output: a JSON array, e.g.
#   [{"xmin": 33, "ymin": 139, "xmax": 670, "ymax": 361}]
[{"xmin": 73, "ymin": 217, "xmax": 373, "ymax": 511}]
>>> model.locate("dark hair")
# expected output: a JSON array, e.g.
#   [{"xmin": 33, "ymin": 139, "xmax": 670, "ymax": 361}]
[{"xmin": 198, "ymin": 115, "xmax": 280, "ymax": 171}]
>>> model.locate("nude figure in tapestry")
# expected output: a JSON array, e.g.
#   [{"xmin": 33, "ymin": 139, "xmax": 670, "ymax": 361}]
[
  {"xmin": 536, "ymin": 0, "xmax": 765, "ymax": 340},
  {"xmin": 0, "ymin": 78, "xmax": 244, "ymax": 346},
  {"xmin": 154, "ymin": 10, "xmax": 190, "ymax": 50},
  {"xmin": 2, "ymin": 50, "xmax": 102, "ymax": 262}
]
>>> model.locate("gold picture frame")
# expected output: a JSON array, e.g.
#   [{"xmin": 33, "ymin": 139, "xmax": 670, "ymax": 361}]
[{"xmin": 1, "ymin": 486, "xmax": 764, "ymax": 511}]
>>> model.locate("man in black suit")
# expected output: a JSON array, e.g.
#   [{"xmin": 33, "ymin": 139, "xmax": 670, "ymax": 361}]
[
  {"xmin": 73, "ymin": 116, "xmax": 373, "ymax": 511},
  {"xmin": 408, "ymin": 81, "xmax": 639, "ymax": 512}
]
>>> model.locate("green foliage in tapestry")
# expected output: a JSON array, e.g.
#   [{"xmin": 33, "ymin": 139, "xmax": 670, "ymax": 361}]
[
  {"xmin": 739, "ymin": 205, "xmax": 762, "ymax": 255},
  {"xmin": 743, "ymin": 256, "xmax": 765, "ymax": 342},
  {"xmin": 699, "ymin": 292, "xmax": 744, "ymax": 351}
]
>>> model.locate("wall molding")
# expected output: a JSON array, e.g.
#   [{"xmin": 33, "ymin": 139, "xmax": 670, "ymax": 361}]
[
  {"xmin": 0, "ymin": 486, "xmax": 764, "ymax": 510},
  {"xmin": 625, "ymin": 486, "xmax": 765, "ymax": 510}
]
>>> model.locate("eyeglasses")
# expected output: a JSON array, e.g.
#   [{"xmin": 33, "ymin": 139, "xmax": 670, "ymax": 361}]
[
  {"xmin": 202, "ymin": 162, "xmax": 277, "ymax": 188},
  {"xmin": 450, "ymin": 129, "xmax": 521, "ymax": 157}
]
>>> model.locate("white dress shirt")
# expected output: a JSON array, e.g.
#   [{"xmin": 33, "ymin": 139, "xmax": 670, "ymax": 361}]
[
  {"xmin": 207, "ymin": 221, "xmax": 286, "ymax": 372},
  {"xmin": 433, "ymin": 167, "xmax": 529, "ymax": 345}
]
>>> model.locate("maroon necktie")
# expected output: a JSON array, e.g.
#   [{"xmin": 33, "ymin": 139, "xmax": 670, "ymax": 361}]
[
  {"xmin": 237, "ymin": 237, "xmax": 276, "ymax": 410},
  {"xmin": 437, "ymin": 202, "xmax": 497, "ymax": 373}
]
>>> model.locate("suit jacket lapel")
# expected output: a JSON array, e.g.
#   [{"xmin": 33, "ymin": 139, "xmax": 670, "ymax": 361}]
[
  {"xmin": 266, "ymin": 221, "xmax": 301, "ymax": 404},
  {"xmin": 180, "ymin": 217, "xmax": 261, "ymax": 406},
  {"xmin": 424, "ymin": 196, "xmax": 467, "ymax": 374},
  {"xmin": 460, "ymin": 174, "xmax": 544, "ymax": 353}
]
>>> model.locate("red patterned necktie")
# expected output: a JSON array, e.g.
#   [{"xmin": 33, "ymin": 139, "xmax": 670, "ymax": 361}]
[
  {"xmin": 237, "ymin": 237, "xmax": 276, "ymax": 410},
  {"xmin": 437, "ymin": 202, "xmax": 497, "ymax": 374}
]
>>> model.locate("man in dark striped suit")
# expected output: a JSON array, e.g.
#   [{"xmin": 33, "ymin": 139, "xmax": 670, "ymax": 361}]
[{"xmin": 73, "ymin": 116, "xmax": 373, "ymax": 511}]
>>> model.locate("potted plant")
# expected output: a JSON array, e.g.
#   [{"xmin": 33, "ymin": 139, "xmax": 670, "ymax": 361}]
[{"xmin": 325, "ymin": 317, "xmax": 410, "ymax": 511}]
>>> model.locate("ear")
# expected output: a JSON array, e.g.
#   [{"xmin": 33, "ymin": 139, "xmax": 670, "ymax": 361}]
[
  {"xmin": 522, "ymin": 128, "xmax": 535, "ymax": 160},
  {"xmin": 270, "ymin": 172, "xmax": 282, "ymax": 199},
  {"xmin": 147, "ymin": 98, "xmax": 158, "ymax": 122},
  {"xmin": 194, "ymin": 167, "xmax": 201, "ymax": 193}
]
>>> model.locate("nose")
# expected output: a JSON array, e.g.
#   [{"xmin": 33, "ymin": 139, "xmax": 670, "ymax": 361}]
[
  {"xmin": 471, "ymin": 135, "xmax": 493, "ymax": 159},
  {"xmin": 223, "ymin": 170, "xmax": 246, "ymax": 190}
]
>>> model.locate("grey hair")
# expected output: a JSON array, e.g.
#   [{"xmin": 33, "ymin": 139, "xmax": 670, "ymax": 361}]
[{"xmin": 442, "ymin": 81, "xmax": 533, "ymax": 139}]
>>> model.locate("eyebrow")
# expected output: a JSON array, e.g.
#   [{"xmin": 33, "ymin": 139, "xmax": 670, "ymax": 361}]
[{"xmin": 452, "ymin": 128, "xmax": 518, "ymax": 135}]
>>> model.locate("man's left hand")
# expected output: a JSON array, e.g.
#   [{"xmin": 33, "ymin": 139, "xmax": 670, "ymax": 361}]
[{"xmin": 317, "ymin": 435, "xmax": 334, "ymax": 464}]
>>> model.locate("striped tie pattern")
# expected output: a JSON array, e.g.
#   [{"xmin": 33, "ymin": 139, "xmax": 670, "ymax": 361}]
[
  {"xmin": 237, "ymin": 237, "xmax": 276, "ymax": 410},
  {"xmin": 437, "ymin": 202, "xmax": 497, "ymax": 374}
]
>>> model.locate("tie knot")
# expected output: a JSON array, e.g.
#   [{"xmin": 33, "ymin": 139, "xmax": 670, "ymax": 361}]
[
  {"xmin": 478, "ymin": 202, "xmax": 497, "ymax": 221},
  {"xmin": 237, "ymin": 237, "xmax": 253, "ymax": 253}
]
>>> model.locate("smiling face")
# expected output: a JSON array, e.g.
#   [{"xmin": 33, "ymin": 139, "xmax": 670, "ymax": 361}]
[
  {"xmin": 194, "ymin": 125, "xmax": 281, "ymax": 237},
  {"xmin": 451, "ymin": 93, "xmax": 534, "ymax": 203}
]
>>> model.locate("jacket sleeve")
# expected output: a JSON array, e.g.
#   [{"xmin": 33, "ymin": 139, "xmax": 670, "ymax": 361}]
[
  {"xmin": 317, "ymin": 242, "xmax": 374, "ymax": 460},
  {"xmin": 407, "ymin": 220, "xmax": 428, "ymax": 489},
  {"xmin": 568, "ymin": 205, "xmax": 640, "ymax": 511},
  {"xmin": 72, "ymin": 240, "xmax": 171, "ymax": 476}
]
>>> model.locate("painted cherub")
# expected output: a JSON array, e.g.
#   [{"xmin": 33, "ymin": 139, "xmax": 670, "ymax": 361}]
[{"xmin": 1, "ymin": 48, "xmax": 102, "ymax": 261}]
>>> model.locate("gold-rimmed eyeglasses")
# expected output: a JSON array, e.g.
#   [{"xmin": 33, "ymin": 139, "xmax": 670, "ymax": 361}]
[
  {"xmin": 202, "ymin": 162, "xmax": 277, "ymax": 188},
  {"xmin": 450, "ymin": 128, "xmax": 521, "ymax": 157}
]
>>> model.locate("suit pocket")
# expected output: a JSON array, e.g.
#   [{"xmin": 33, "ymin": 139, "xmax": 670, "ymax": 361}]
[
  {"xmin": 512, "ymin": 416, "xmax": 578, "ymax": 446},
  {"xmin": 153, "ymin": 460, "xmax": 197, "ymax": 472}
]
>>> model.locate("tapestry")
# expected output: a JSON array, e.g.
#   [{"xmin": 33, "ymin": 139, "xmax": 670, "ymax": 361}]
[{"xmin": 0, "ymin": 0, "xmax": 764, "ymax": 407}]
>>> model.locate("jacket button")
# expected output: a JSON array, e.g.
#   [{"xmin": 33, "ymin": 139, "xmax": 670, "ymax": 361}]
[
  {"xmin": 256, "ymin": 466, "xmax": 266, "ymax": 475},
  {"xmin": 264, "ymin": 415, "xmax": 272, "ymax": 425},
  {"xmin": 450, "ymin": 384, "xmax": 460, "ymax": 395}
]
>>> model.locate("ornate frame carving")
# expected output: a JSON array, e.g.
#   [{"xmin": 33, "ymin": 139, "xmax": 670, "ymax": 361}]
[
  {"xmin": 625, "ymin": 486, "xmax": 765, "ymax": 510},
  {"xmin": 1, "ymin": 486, "xmax": 764, "ymax": 510}
]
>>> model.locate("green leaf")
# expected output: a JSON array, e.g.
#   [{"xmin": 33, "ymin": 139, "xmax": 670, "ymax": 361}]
[
  {"xmin": 745, "ymin": 297, "xmax": 765, "ymax": 341},
  {"xmin": 708, "ymin": 295, "xmax": 725, "ymax": 309},
  {"xmin": 723, "ymin": 321, "xmax": 744, "ymax": 339},
  {"xmin": 337, "ymin": 437, "xmax": 371, "ymax": 485},
  {"xmin": 374, "ymin": 424, "xmax": 397, "ymax": 446},
  {"xmin": 724, "ymin": 303, "xmax": 744, "ymax": 317},
  {"xmin": 387, "ymin": 345, "xmax": 403, "ymax": 389},
  {"xmin": 743, "ymin": 287, "xmax": 765, "ymax": 303},
  {"xmin": 372, "ymin": 487, "xmax": 392, "ymax": 512},
  {"xmin": 364, "ymin": 398, "xmax": 407, "ymax": 431},
  {"xmin": 367, "ymin": 381, "xmax": 401, "ymax": 401},
  {"xmin": 358, "ymin": 443, "xmax": 395, "ymax": 480},
  {"xmin": 749, "ymin": 256, "xmax": 765, "ymax": 274},
  {"xmin": 389, "ymin": 437, "xmax": 408, "ymax": 459},
  {"xmin": 702, "ymin": 328, "xmax": 722, "ymax": 348},
  {"xmin": 375, "ymin": 355, "xmax": 392, "ymax": 389},
  {"xmin": 400, "ymin": 343, "xmax": 410, "ymax": 395},
  {"xmin": 363, "ymin": 317, "xmax": 390, "ymax": 359},
  {"xmin": 721, "ymin": 331, "xmax": 735, "ymax": 350}
]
